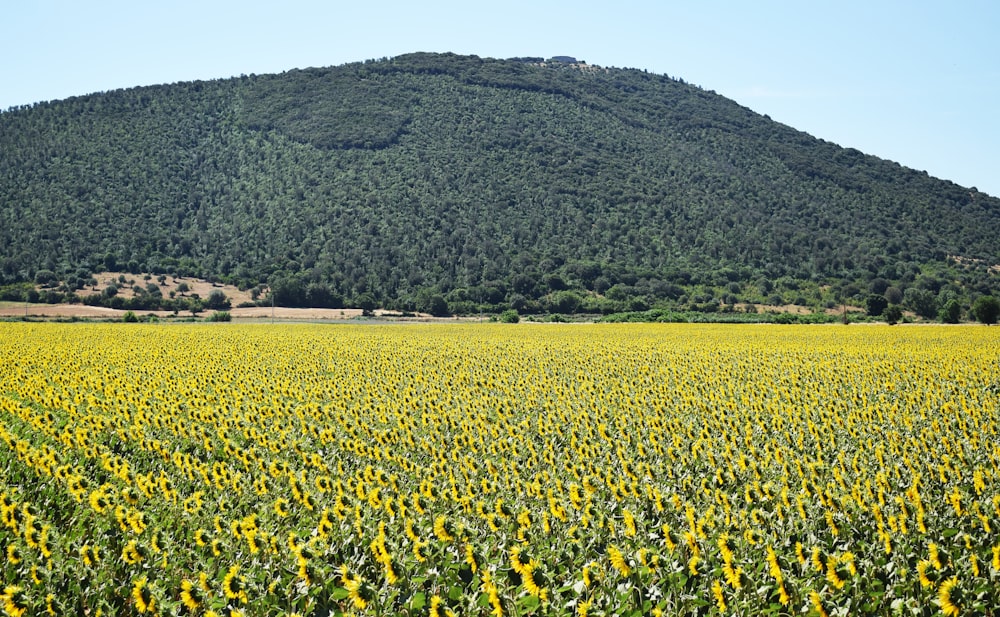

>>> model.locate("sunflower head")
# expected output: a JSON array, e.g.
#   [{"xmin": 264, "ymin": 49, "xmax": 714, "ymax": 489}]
[
  {"xmin": 938, "ymin": 576, "xmax": 961, "ymax": 617},
  {"xmin": 181, "ymin": 579, "xmax": 203, "ymax": 612},
  {"xmin": 223, "ymin": 564, "xmax": 248, "ymax": 603},
  {"xmin": 131, "ymin": 577, "xmax": 155, "ymax": 614}
]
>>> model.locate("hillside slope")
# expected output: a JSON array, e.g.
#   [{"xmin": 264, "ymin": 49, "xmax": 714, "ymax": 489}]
[{"xmin": 1, "ymin": 52, "xmax": 997, "ymax": 313}]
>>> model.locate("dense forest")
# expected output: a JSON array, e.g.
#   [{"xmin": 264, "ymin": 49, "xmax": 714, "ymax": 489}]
[{"xmin": 1, "ymin": 52, "xmax": 998, "ymax": 316}]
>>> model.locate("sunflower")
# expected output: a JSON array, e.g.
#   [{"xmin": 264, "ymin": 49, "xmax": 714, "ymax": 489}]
[
  {"xmin": 121, "ymin": 540, "xmax": 144, "ymax": 565},
  {"xmin": 222, "ymin": 564, "xmax": 248, "ymax": 604},
  {"xmin": 917, "ymin": 559, "xmax": 935, "ymax": 589},
  {"xmin": 608, "ymin": 545, "xmax": 631, "ymax": 577},
  {"xmin": 183, "ymin": 492, "xmax": 204, "ymax": 515},
  {"xmin": 79, "ymin": 544, "xmax": 99, "ymax": 567},
  {"xmin": 315, "ymin": 475, "xmax": 333, "ymax": 493},
  {"xmin": 433, "ymin": 515, "xmax": 454, "ymax": 542},
  {"xmin": 316, "ymin": 509, "xmax": 334, "ymax": 538},
  {"xmin": 938, "ymin": 576, "xmax": 960, "ymax": 617},
  {"xmin": 273, "ymin": 498, "xmax": 289, "ymax": 518},
  {"xmin": 429, "ymin": 595, "xmax": 444, "ymax": 617},
  {"xmin": 2, "ymin": 585, "xmax": 28, "ymax": 617},
  {"xmin": 88, "ymin": 488, "xmax": 109, "ymax": 514},
  {"xmin": 522, "ymin": 565, "xmax": 548, "ymax": 601},
  {"xmin": 688, "ymin": 554, "xmax": 700, "ymax": 576},
  {"xmin": 339, "ymin": 565, "xmax": 369, "ymax": 610},
  {"xmin": 194, "ymin": 529, "xmax": 210, "ymax": 547},
  {"xmin": 37, "ymin": 526, "xmax": 52, "ymax": 560},
  {"xmin": 464, "ymin": 544, "xmax": 479, "ymax": 574},
  {"xmin": 711, "ymin": 579, "xmax": 726, "ymax": 612},
  {"xmin": 131, "ymin": 577, "xmax": 154, "ymax": 614},
  {"xmin": 809, "ymin": 590, "xmax": 829, "ymax": 617},
  {"xmin": 180, "ymin": 579, "xmax": 203, "ymax": 612}
]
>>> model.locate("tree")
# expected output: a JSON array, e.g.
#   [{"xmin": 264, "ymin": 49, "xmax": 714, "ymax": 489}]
[
  {"xmin": 903, "ymin": 288, "xmax": 938, "ymax": 319},
  {"xmin": 355, "ymin": 293, "xmax": 377, "ymax": 316},
  {"xmin": 545, "ymin": 290, "xmax": 582, "ymax": 314},
  {"xmin": 884, "ymin": 305, "xmax": 903, "ymax": 325},
  {"xmin": 34, "ymin": 269, "xmax": 57, "ymax": 287},
  {"xmin": 971, "ymin": 296, "xmax": 1000, "ymax": 325},
  {"xmin": 868, "ymin": 278, "xmax": 890, "ymax": 295},
  {"xmin": 415, "ymin": 289, "xmax": 449, "ymax": 317},
  {"xmin": 206, "ymin": 289, "xmax": 231, "ymax": 310},
  {"xmin": 187, "ymin": 298, "xmax": 204, "ymax": 316},
  {"xmin": 305, "ymin": 283, "xmax": 342, "ymax": 308},
  {"xmin": 939, "ymin": 299, "xmax": 962, "ymax": 324},
  {"xmin": 865, "ymin": 294, "xmax": 888, "ymax": 317},
  {"xmin": 270, "ymin": 275, "xmax": 306, "ymax": 307}
]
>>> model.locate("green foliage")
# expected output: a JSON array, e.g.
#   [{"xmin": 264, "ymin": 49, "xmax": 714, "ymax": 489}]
[
  {"xmin": 498, "ymin": 309, "xmax": 520, "ymax": 323},
  {"xmin": 971, "ymin": 295, "xmax": 1000, "ymax": 325},
  {"xmin": 34, "ymin": 269, "xmax": 57, "ymax": 286},
  {"xmin": 205, "ymin": 289, "xmax": 231, "ymax": 310},
  {"xmin": 0, "ymin": 282, "xmax": 31, "ymax": 301},
  {"xmin": 939, "ymin": 298, "xmax": 962, "ymax": 323},
  {"xmin": 122, "ymin": 310, "xmax": 139, "ymax": 323},
  {"xmin": 207, "ymin": 310, "xmax": 232, "ymax": 322},
  {"xmin": 1, "ymin": 53, "xmax": 998, "ymax": 312},
  {"xmin": 865, "ymin": 294, "xmax": 888, "ymax": 317},
  {"xmin": 903, "ymin": 287, "xmax": 938, "ymax": 319},
  {"xmin": 598, "ymin": 308, "xmax": 838, "ymax": 324},
  {"xmin": 415, "ymin": 289, "xmax": 450, "ymax": 317},
  {"xmin": 884, "ymin": 304, "xmax": 903, "ymax": 325}
]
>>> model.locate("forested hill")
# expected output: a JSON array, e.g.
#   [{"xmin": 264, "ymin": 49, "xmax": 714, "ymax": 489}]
[{"xmin": 1, "ymin": 52, "xmax": 998, "ymax": 314}]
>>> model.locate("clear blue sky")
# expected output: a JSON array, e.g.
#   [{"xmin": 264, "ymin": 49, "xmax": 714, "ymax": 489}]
[{"xmin": 3, "ymin": 0, "xmax": 998, "ymax": 196}]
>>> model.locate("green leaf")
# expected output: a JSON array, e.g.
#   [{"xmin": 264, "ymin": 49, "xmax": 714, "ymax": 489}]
[
  {"xmin": 331, "ymin": 586, "xmax": 349, "ymax": 600},
  {"xmin": 410, "ymin": 592, "xmax": 426, "ymax": 610}
]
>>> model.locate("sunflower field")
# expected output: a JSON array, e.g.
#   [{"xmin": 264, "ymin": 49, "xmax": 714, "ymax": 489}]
[{"xmin": 1, "ymin": 322, "xmax": 998, "ymax": 616}]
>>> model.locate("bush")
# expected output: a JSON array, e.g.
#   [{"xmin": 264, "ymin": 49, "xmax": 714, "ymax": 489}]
[
  {"xmin": 122, "ymin": 311, "xmax": 139, "ymax": 323},
  {"xmin": 207, "ymin": 311, "xmax": 232, "ymax": 322},
  {"xmin": 499, "ymin": 309, "xmax": 520, "ymax": 323}
]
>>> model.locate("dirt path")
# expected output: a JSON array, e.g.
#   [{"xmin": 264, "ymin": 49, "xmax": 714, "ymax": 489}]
[{"xmin": 0, "ymin": 304, "xmax": 439, "ymax": 321}]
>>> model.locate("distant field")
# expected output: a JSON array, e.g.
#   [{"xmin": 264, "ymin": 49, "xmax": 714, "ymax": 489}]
[{"xmin": 1, "ymin": 323, "xmax": 998, "ymax": 615}]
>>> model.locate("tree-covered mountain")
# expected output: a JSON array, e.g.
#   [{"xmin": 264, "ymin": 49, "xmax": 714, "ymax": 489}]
[{"xmin": 1, "ymin": 52, "xmax": 997, "ymax": 315}]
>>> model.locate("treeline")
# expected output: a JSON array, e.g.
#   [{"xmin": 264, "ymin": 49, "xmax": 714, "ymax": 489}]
[
  {"xmin": 4, "ymin": 263, "xmax": 996, "ymax": 324},
  {"xmin": 0, "ymin": 279, "xmax": 233, "ymax": 314},
  {"xmin": 1, "ymin": 53, "xmax": 998, "ymax": 312}
]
